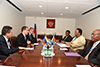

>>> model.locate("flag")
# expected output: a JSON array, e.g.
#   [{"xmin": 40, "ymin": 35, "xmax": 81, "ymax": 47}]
[
  {"xmin": 34, "ymin": 23, "xmax": 37, "ymax": 38},
  {"xmin": 43, "ymin": 36, "xmax": 49, "ymax": 45},
  {"xmin": 51, "ymin": 36, "xmax": 57, "ymax": 45}
]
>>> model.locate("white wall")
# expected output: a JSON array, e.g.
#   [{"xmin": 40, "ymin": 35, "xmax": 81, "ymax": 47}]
[
  {"xmin": 0, "ymin": 0, "xmax": 25, "ymax": 36},
  {"xmin": 76, "ymin": 8, "xmax": 100, "ymax": 39},
  {"xmin": 25, "ymin": 17, "xmax": 75, "ymax": 37}
]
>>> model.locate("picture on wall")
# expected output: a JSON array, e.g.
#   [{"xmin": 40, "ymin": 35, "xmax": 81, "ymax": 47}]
[{"xmin": 47, "ymin": 19, "xmax": 55, "ymax": 28}]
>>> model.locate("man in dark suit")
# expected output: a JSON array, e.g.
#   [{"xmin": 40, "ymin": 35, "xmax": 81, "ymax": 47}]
[
  {"xmin": 78, "ymin": 29, "xmax": 100, "ymax": 65},
  {"xmin": 26, "ymin": 27, "xmax": 37, "ymax": 43},
  {"xmin": 59, "ymin": 30, "xmax": 72, "ymax": 42},
  {"xmin": 0, "ymin": 26, "xmax": 26, "ymax": 60},
  {"xmin": 16, "ymin": 26, "xmax": 31, "ymax": 47}
]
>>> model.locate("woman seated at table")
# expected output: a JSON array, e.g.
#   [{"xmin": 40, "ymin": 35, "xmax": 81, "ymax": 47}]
[{"xmin": 66, "ymin": 28, "xmax": 86, "ymax": 51}]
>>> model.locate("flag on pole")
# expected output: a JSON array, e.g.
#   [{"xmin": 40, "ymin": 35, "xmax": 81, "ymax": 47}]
[
  {"xmin": 34, "ymin": 23, "xmax": 37, "ymax": 38},
  {"xmin": 43, "ymin": 36, "xmax": 49, "ymax": 45},
  {"xmin": 51, "ymin": 36, "xmax": 57, "ymax": 45}
]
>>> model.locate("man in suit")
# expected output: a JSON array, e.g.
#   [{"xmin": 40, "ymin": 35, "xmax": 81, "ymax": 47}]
[
  {"xmin": 26, "ymin": 27, "xmax": 37, "ymax": 43},
  {"xmin": 0, "ymin": 26, "xmax": 26, "ymax": 60},
  {"xmin": 78, "ymin": 29, "xmax": 100, "ymax": 65},
  {"xmin": 16, "ymin": 26, "xmax": 31, "ymax": 47},
  {"xmin": 59, "ymin": 30, "xmax": 72, "ymax": 42}
]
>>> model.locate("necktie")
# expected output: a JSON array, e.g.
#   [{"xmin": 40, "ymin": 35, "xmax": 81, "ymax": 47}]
[
  {"xmin": 85, "ymin": 42, "xmax": 96, "ymax": 60},
  {"xmin": 25, "ymin": 36, "xmax": 27, "ymax": 41},
  {"xmin": 7, "ymin": 39, "xmax": 11, "ymax": 49},
  {"xmin": 29, "ymin": 35, "xmax": 32, "ymax": 40},
  {"xmin": 64, "ymin": 36, "xmax": 68, "ymax": 41}
]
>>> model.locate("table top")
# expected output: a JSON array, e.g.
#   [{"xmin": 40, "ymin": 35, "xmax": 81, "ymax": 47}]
[{"xmin": 0, "ymin": 43, "xmax": 91, "ymax": 67}]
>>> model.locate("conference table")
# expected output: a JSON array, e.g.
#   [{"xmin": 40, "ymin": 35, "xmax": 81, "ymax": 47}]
[{"xmin": 0, "ymin": 42, "xmax": 92, "ymax": 67}]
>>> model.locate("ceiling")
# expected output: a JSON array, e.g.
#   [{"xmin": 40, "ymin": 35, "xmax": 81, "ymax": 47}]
[{"xmin": 10, "ymin": 0, "xmax": 100, "ymax": 18}]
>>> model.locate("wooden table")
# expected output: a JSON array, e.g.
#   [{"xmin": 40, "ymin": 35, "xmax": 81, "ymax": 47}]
[{"xmin": 0, "ymin": 43, "xmax": 91, "ymax": 67}]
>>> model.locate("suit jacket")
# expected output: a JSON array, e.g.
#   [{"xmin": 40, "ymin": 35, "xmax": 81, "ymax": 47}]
[
  {"xmin": 63, "ymin": 35, "xmax": 72, "ymax": 42},
  {"xmin": 16, "ymin": 33, "xmax": 28, "ymax": 47},
  {"xmin": 78, "ymin": 40, "xmax": 100, "ymax": 65},
  {"xmin": 0, "ymin": 35, "xmax": 19, "ymax": 60},
  {"xmin": 26, "ymin": 33, "xmax": 37, "ymax": 43}
]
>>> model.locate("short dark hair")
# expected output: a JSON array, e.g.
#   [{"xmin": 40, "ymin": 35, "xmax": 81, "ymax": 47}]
[
  {"xmin": 66, "ymin": 30, "xmax": 70, "ymax": 34},
  {"xmin": 77, "ymin": 28, "xmax": 82, "ymax": 35},
  {"xmin": 21, "ymin": 26, "xmax": 28, "ymax": 32},
  {"xmin": 2, "ymin": 26, "xmax": 12, "ymax": 35},
  {"xmin": 29, "ymin": 27, "xmax": 34, "ymax": 31}
]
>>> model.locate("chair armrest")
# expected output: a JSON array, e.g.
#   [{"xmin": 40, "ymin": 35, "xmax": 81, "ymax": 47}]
[{"xmin": 75, "ymin": 49, "xmax": 83, "ymax": 52}]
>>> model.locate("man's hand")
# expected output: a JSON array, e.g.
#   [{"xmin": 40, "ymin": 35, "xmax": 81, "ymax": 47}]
[
  {"xmin": 66, "ymin": 44, "xmax": 71, "ymax": 47},
  {"xmin": 18, "ymin": 47, "xmax": 26, "ymax": 50},
  {"xmin": 27, "ymin": 40, "xmax": 31, "ymax": 44},
  {"xmin": 37, "ymin": 38, "xmax": 41, "ymax": 41},
  {"xmin": 61, "ymin": 40, "xmax": 64, "ymax": 43}
]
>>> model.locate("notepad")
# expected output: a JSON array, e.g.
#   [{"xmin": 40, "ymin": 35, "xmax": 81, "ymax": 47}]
[
  {"xmin": 64, "ymin": 52, "xmax": 80, "ymax": 57},
  {"xmin": 75, "ymin": 65, "xmax": 91, "ymax": 67},
  {"xmin": 57, "ymin": 43, "xmax": 69, "ymax": 47},
  {"xmin": 59, "ymin": 48, "xmax": 68, "ymax": 50},
  {"xmin": 25, "ymin": 48, "xmax": 34, "ymax": 50}
]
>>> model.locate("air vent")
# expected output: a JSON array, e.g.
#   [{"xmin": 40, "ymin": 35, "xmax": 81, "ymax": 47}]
[
  {"xmin": 6, "ymin": 0, "xmax": 22, "ymax": 12},
  {"xmin": 82, "ymin": 5, "xmax": 100, "ymax": 15}
]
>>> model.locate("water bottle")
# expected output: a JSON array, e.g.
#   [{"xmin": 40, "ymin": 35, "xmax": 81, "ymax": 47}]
[
  {"xmin": 48, "ymin": 48, "xmax": 51, "ymax": 56},
  {"xmin": 44, "ymin": 48, "xmax": 48, "ymax": 56},
  {"xmin": 43, "ymin": 45, "xmax": 47, "ymax": 56},
  {"xmin": 51, "ymin": 45, "xmax": 53, "ymax": 54}
]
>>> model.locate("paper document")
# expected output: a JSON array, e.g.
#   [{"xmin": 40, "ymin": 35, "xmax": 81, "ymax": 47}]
[
  {"xmin": 57, "ymin": 43, "xmax": 69, "ymax": 47},
  {"xmin": 75, "ymin": 65, "xmax": 91, "ymax": 67},
  {"xmin": 0, "ymin": 65, "xmax": 15, "ymax": 67},
  {"xmin": 26, "ymin": 48, "xmax": 34, "ymax": 50},
  {"xmin": 60, "ymin": 48, "xmax": 68, "ymax": 50},
  {"xmin": 64, "ymin": 52, "xmax": 80, "ymax": 57},
  {"xmin": 31, "ymin": 44, "xmax": 34, "ymax": 46},
  {"xmin": 34, "ymin": 43, "xmax": 39, "ymax": 45}
]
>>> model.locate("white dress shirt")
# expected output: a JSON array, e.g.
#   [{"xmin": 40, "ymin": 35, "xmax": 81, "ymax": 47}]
[
  {"xmin": 22, "ymin": 33, "xmax": 26, "ymax": 40},
  {"xmin": 3, "ymin": 35, "xmax": 11, "ymax": 49}
]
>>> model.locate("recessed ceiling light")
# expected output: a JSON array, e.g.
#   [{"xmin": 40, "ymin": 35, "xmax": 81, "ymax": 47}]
[
  {"xmin": 60, "ymin": 13, "xmax": 63, "ymax": 15},
  {"xmin": 39, "ymin": 5, "xmax": 42, "ymax": 8},
  {"xmin": 65, "ymin": 7, "xmax": 69, "ymax": 9},
  {"xmin": 41, "ymin": 12, "xmax": 44, "ymax": 14}
]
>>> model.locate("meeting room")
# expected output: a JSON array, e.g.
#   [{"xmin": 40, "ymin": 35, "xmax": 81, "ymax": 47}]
[{"xmin": 0, "ymin": 0, "xmax": 100, "ymax": 67}]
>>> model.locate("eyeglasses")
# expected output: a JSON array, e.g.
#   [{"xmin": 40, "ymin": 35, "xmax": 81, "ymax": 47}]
[{"xmin": 91, "ymin": 33, "xmax": 100, "ymax": 36}]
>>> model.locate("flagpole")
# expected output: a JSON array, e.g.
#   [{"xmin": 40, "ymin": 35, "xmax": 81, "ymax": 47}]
[{"xmin": 34, "ymin": 17, "xmax": 37, "ymax": 38}]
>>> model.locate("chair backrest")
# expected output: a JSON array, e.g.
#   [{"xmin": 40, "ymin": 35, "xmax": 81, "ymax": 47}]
[
  {"xmin": 85, "ymin": 39, "xmax": 91, "ymax": 47},
  {"xmin": 10, "ymin": 36, "xmax": 17, "ymax": 48},
  {"xmin": 75, "ymin": 39, "xmax": 91, "ymax": 52}
]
